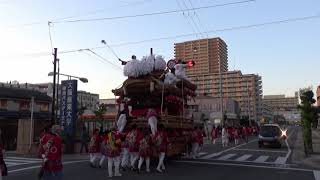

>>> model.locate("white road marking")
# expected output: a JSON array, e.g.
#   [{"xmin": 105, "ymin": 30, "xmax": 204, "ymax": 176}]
[
  {"xmin": 200, "ymin": 139, "xmax": 257, "ymax": 159},
  {"xmin": 175, "ymin": 160, "xmax": 314, "ymax": 172},
  {"xmin": 4, "ymin": 157, "xmax": 42, "ymax": 167},
  {"xmin": 4, "ymin": 159, "xmax": 40, "ymax": 163},
  {"xmin": 6, "ymin": 162, "xmax": 20, "ymax": 166},
  {"xmin": 254, "ymin": 155, "xmax": 269, "ymax": 163},
  {"xmin": 198, "ymin": 152, "xmax": 208, "ymax": 156},
  {"xmin": 234, "ymin": 149, "xmax": 287, "ymax": 153},
  {"xmin": 283, "ymin": 139, "xmax": 292, "ymax": 164},
  {"xmin": 314, "ymin": 170, "xmax": 320, "ymax": 180},
  {"xmin": 235, "ymin": 154, "xmax": 252, "ymax": 161},
  {"xmin": 8, "ymin": 160, "xmax": 88, "ymax": 173},
  {"xmin": 5, "ymin": 157, "xmax": 41, "ymax": 161},
  {"xmin": 217, "ymin": 154, "xmax": 237, "ymax": 160},
  {"xmin": 274, "ymin": 157, "xmax": 286, "ymax": 164}
]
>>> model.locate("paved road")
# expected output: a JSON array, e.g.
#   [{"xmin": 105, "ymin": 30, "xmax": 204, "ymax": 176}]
[
  {"xmin": 4, "ymin": 126, "xmax": 319, "ymax": 180},
  {"xmin": 5, "ymin": 159, "xmax": 318, "ymax": 180}
]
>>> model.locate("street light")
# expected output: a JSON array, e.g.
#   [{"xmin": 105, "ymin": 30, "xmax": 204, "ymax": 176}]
[{"xmin": 48, "ymin": 72, "xmax": 88, "ymax": 83}]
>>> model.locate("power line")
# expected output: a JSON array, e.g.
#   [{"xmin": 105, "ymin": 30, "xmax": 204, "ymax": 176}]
[
  {"xmin": 3, "ymin": 0, "xmax": 152, "ymax": 29},
  {"xmin": 187, "ymin": 0, "xmax": 209, "ymax": 37},
  {"xmin": 176, "ymin": 0, "xmax": 200, "ymax": 38},
  {"xmin": 54, "ymin": 0, "xmax": 153, "ymax": 21},
  {"xmin": 52, "ymin": 0, "xmax": 255, "ymax": 24},
  {"xmin": 180, "ymin": 0, "xmax": 205, "ymax": 38},
  {"xmin": 57, "ymin": 14, "xmax": 320, "ymax": 54},
  {"xmin": 7, "ymin": 13, "xmax": 320, "ymax": 58}
]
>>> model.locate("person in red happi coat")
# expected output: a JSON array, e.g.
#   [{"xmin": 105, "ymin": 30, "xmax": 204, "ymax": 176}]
[
  {"xmin": 38, "ymin": 125, "xmax": 63, "ymax": 180},
  {"xmin": 137, "ymin": 129, "xmax": 153, "ymax": 173},
  {"xmin": 89, "ymin": 129, "xmax": 102, "ymax": 167}
]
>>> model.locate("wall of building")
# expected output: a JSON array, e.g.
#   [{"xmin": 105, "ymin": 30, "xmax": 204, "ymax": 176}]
[
  {"xmin": 78, "ymin": 91, "xmax": 99, "ymax": 111},
  {"xmin": 188, "ymin": 71, "xmax": 262, "ymax": 122},
  {"xmin": 174, "ymin": 37, "xmax": 228, "ymax": 76},
  {"xmin": 262, "ymin": 93, "xmax": 300, "ymax": 122}
]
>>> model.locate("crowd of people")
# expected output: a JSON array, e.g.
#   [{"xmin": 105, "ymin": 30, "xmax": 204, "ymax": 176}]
[
  {"xmin": 88, "ymin": 124, "xmax": 169, "ymax": 177},
  {"xmin": 211, "ymin": 125, "xmax": 259, "ymax": 147},
  {"xmin": 35, "ymin": 123, "xmax": 259, "ymax": 179}
]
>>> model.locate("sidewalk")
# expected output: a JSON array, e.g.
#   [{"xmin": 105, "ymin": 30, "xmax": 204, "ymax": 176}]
[{"xmin": 291, "ymin": 128, "xmax": 320, "ymax": 170}]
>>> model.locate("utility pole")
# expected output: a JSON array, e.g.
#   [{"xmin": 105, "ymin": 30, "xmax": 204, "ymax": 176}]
[
  {"xmin": 219, "ymin": 61, "xmax": 224, "ymax": 126},
  {"xmin": 246, "ymin": 79, "xmax": 252, "ymax": 126},
  {"xmin": 56, "ymin": 58, "xmax": 60, "ymax": 121},
  {"xmin": 51, "ymin": 48, "xmax": 57, "ymax": 124}
]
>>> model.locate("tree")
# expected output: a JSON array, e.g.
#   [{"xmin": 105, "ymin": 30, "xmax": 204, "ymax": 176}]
[
  {"xmin": 94, "ymin": 103, "xmax": 107, "ymax": 120},
  {"xmin": 298, "ymin": 90, "xmax": 316, "ymax": 155}
]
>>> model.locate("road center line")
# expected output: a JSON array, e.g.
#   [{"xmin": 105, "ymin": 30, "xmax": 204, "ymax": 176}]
[
  {"xmin": 283, "ymin": 127, "xmax": 295, "ymax": 164},
  {"xmin": 8, "ymin": 160, "xmax": 88, "ymax": 173}
]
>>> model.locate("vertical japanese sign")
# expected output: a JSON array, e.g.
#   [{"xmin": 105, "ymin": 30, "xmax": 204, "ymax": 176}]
[{"xmin": 59, "ymin": 80, "xmax": 78, "ymax": 135}]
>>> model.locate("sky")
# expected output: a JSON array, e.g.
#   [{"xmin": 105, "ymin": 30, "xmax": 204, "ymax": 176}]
[{"xmin": 0, "ymin": 0, "xmax": 319, "ymax": 99}]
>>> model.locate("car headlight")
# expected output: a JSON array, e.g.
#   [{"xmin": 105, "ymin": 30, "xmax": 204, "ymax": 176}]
[
  {"xmin": 258, "ymin": 135, "xmax": 263, "ymax": 138},
  {"xmin": 281, "ymin": 129, "xmax": 287, "ymax": 137}
]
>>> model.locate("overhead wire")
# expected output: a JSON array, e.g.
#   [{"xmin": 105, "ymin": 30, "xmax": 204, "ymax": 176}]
[
  {"xmin": 181, "ymin": 0, "xmax": 205, "ymax": 38},
  {"xmin": 3, "ymin": 0, "xmax": 153, "ymax": 29},
  {"xmin": 176, "ymin": 0, "xmax": 200, "ymax": 38},
  {"xmin": 52, "ymin": 0, "xmax": 255, "ymax": 24},
  {"xmin": 56, "ymin": 14, "xmax": 320, "ymax": 54},
  {"xmin": 6, "ymin": 13, "xmax": 320, "ymax": 58},
  {"xmin": 53, "ymin": 0, "xmax": 153, "ymax": 21},
  {"xmin": 187, "ymin": 0, "xmax": 209, "ymax": 37}
]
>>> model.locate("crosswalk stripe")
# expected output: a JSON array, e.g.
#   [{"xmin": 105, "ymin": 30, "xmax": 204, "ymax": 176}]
[
  {"xmin": 274, "ymin": 157, "xmax": 286, "ymax": 164},
  {"xmin": 4, "ymin": 159, "xmax": 40, "ymax": 163},
  {"xmin": 5, "ymin": 157, "xmax": 41, "ymax": 161},
  {"xmin": 200, "ymin": 153, "xmax": 221, "ymax": 159},
  {"xmin": 254, "ymin": 155, "xmax": 269, "ymax": 163},
  {"xmin": 6, "ymin": 162, "xmax": 20, "ymax": 166},
  {"xmin": 235, "ymin": 154, "xmax": 252, "ymax": 161},
  {"xmin": 198, "ymin": 152, "xmax": 208, "ymax": 156},
  {"xmin": 217, "ymin": 154, "xmax": 236, "ymax": 160}
]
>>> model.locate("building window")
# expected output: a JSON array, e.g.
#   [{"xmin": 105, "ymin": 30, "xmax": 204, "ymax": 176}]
[
  {"xmin": 20, "ymin": 101, "xmax": 30, "ymax": 111},
  {"xmin": 0, "ymin": 99, "xmax": 7, "ymax": 110},
  {"xmin": 39, "ymin": 103, "xmax": 49, "ymax": 112}
]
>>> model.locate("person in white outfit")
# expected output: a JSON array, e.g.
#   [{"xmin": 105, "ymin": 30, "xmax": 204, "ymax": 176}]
[
  {"xmin": 222, "ymin": 127, "xmax": 229, "ymax": 147},
  {"xmin": 117, "ymin": 113, "xmax": 127, "ymax": 133},
  {"xmin": 146, "ymin": 108, "xmax": 158, "ymax": 135},
  {"xmin": 120, "ymin": 133, "xmax": 130, "ymax": 171},
  {"xmin": 191, "ymin": 127, "xmax": 199, "ymax": 159}
]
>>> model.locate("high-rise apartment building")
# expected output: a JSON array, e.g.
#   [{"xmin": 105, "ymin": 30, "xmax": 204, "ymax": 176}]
[
  {"xmin": 188, "ymin": 70, "xmax": 263, "ymax": 122},
  {"xmin": 174, "ymin": 37, "xmax": 228, "ymax": 75}
]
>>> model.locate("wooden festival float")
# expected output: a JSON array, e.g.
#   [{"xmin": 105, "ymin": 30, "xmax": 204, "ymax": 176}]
[{"xmin": 112, "ymin": 50, "xmax": 197, "ymax": 157}]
